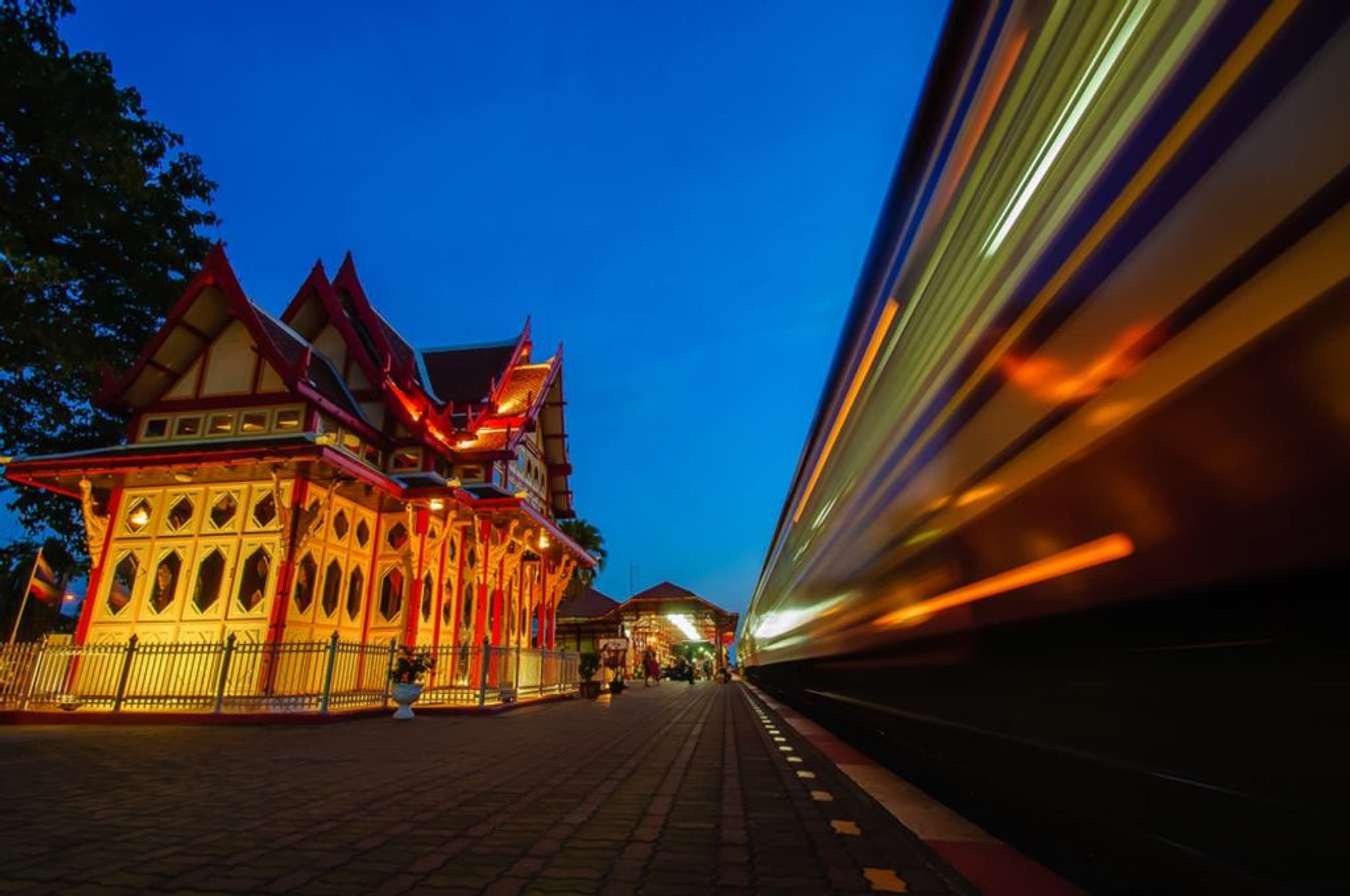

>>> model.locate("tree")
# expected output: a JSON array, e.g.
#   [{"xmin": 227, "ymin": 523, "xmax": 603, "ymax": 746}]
[
  {"xmin": 0, "ymin": 0, "xmax": 218, "ymax": 580},
  {"xmin": 558, "ymin": 518, "xmax": 606, "ymax": 598}
]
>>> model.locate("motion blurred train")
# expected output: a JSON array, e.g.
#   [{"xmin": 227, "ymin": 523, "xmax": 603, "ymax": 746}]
[{"xmin": 741, "ymin": 0, "xmax": 1350, "ymax": 891}]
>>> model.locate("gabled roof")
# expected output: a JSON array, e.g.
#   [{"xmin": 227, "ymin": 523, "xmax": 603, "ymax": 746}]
[
  {"xmin": 422, "ymin": 341, "xmax": 519, "ymax": 405},
  {"xmin": 92, "ymin": 245, "xmax": 580, "ymax": 518},
  {"xmin": 331, "ymin": 253, "xmax": 423, "ymax": 393},
  {"xmin": 630, "ymin": 582, "xmax": 697, "ymax": 602},
  {"xmin": 556, "ymin": 585, "xmax": 620, "ymax": 620},
  {"xmin": 99, "ymin": 245, "xmax": 304, "ymax": 411},
  {"xmin": 620, "ymin": 582, "xmax": 739, "ymax": 624}
]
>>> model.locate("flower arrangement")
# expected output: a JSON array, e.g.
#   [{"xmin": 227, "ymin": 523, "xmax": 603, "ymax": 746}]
[{"xmin": 389, "ymin": 645, "xmax": 436, "ymax": 684}]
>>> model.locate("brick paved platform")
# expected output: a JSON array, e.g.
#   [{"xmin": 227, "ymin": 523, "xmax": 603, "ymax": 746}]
[{"xmin": 0, "ymin": 681, "xmax": 976, "ymax": 895}]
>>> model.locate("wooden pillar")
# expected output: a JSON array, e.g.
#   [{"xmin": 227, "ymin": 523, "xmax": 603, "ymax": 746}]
[
  {"xmin": 353, "ymin": 510, "xmax": 385, "ymax": 685},
  {"xmin": 430, "ymin": 529, "xmax": 449, "ymax": 650},
  {"xmin": 403, "ymin": 506, "xmax": 429, "ymax": 646},
  {"xmin": 266, "ymin": 476, "xmax": 309, "ymax": 645},
  {"xmin": 536, "ymin": 564, "xmax": 547, "ymax": 648},
  {"xmin": 73, "ymin": 488, "xmax": 123, "ymax": 646},
  {"xmin": 490, "ymin": 557, "xmax": 505, "ymax": 647},
  {"xmin": 261, "ymin": 475, "xmax": 309, "ymax": 693},
  {"xmin": 471, "ymin": 517, "xmax": 491, "ymax": 685}
]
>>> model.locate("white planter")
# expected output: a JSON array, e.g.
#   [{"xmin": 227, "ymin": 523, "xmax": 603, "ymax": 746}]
[{"xmin": 391, "ymin": 682, "xmax": 424, "ymax": 720}]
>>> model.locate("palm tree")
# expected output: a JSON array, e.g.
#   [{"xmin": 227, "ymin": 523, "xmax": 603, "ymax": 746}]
[{"xmin": 559, "ymin": 518, "xmax": 606, "ymax": 598}]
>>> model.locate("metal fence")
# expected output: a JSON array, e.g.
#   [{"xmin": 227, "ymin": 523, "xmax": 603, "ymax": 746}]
[{"xmin": 0, "ymin": 635, "xmax": 579, "ymax": 715}]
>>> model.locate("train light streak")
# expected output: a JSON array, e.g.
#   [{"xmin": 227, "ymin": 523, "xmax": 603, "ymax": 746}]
[
  {"xmin": 874, "ymin": 534, "xmax": 1134, "ymax": 629},
  {"xmin": 954, "ymin": 483, "xmax": 1002, "ymax": 508},
  {"xmin": 752, "ymin": 596, "xmax": 847, "ymax": 640},
  {"xmin": 982, "ymin": 0, "xmax": 1153, "ymax": 257},
  {"xmin": 793, "ymin": 299, "xmax": 900, "ymax": 524}
]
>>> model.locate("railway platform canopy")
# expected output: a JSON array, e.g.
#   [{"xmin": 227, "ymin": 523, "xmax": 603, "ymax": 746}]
[{"xmin": 616, "ymin": 581, "xmax": 739, "ymax": 668}]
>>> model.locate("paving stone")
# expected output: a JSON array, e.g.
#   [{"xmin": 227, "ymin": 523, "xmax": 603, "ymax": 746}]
[{"xmin": 0, "ymin": 683, "xmax": 968, "ymax": 894}]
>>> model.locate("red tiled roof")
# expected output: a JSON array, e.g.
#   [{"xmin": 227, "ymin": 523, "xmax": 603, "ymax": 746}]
[
  {"xmin": 494, "ymin": 363, "xmax": 552, "ymax": 415},
  {"xmin": 421, "ymin": 342, "xmax": 517, "ymax": 405}
]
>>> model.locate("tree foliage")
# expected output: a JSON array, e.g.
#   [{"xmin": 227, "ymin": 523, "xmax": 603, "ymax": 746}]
[
  {"xmin": 0, "ymin": 0, "xmax": 218, "ymax": 575},
  {"xmin": 558, "ymin": 517, "xmax": 606, "ymax": 597}
]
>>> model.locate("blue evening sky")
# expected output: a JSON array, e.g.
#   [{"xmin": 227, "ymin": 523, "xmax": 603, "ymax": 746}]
[{"xmin": 38, "ymin": 1, "xmax": 945, "ymax": 613}]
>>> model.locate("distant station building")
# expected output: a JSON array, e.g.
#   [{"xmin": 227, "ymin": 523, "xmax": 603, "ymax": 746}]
[
  {"xmin": 3, "ymin": 247, "xmax": 595, "ymax": 653},
  {"xmin": 555, "ymin": 581, "xmax": 738, "ymax": 673},
  {"xmin": 555, "ymin": 585, "xmax": 622, "ymax": 656}
]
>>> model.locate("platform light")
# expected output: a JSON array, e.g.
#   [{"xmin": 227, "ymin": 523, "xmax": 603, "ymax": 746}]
[{"xmin": 666, "ymin": 613, "xmax": 701, "ymax": 641}]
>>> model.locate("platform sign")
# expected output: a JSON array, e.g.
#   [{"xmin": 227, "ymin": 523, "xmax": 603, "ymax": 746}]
[{"xmin": 598, "ymin": 638, "xmax": 629, "ymax": 670}]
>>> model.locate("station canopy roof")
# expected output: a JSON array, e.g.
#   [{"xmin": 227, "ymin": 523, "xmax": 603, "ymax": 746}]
[
  {"xmin": 617, "ymin": 582, "xmax": 738, "ymax": 643},
  {"xmin": 557, "ymin": 585, "xmax": 621, "ymax": 621}
]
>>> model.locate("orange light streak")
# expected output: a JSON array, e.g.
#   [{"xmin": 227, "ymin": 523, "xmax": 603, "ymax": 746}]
[
  {"xmin": 874, "ymin": 533, "xmax": 1134, "ymax": 628},
  {"xmin": 938, "ymin": 27, "xmax": 1028, "ymax": 207},
  {"xmin": 793, "ymin": 299, "xmax": 900, "ymax": 523}
]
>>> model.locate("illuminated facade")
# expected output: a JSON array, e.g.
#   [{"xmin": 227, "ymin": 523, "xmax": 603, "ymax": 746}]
[
  {"xmin": 557, "ymin": 581, "xmax": 737, "ymax": 673},
  {"xmin": 4, "ymin": 247, "xmax": 593, "ymax": 653}
]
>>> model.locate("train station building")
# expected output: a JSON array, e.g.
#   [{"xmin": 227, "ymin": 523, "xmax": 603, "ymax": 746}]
[
  {"xmin": 555, "ymin": 581, "xmax": 738, "ymax": 674},
  {"xmin": 1, "ymin": 247, "xmax": 595, "ymax": 711}
]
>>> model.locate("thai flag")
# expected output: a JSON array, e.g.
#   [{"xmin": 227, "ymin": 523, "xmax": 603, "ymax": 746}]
[{"xmin": 27, "ymin": 550, "xmax": 63, "ymax": 605}]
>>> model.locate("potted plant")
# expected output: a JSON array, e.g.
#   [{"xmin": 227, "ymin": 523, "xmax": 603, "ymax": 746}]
[
  {"xmin": 579, "ymin": 652, "xmax": 601, "ymax": 699},
  {"xmin": 389, "ymin": 645, "xmax": 436, "ymax": 719}
]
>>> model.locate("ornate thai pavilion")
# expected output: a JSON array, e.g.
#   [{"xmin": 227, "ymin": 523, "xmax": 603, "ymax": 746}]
[{"xmin": 4, "ymin": 247, "xmax": 594, "ymax": 654}]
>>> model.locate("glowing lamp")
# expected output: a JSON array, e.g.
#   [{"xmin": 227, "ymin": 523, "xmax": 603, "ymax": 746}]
[
  {"xmin": 538, "ymin": 533, "xmax": 550, "ymax": 549},
  {"xmin": 428, "ymin": 498, "xmax": 445, "ymax": 511},
  {"xmin": 128, "ymin": 508, "xmax": 150, "ymax": 528},
  {"xmin": 666, "ymin": 613, "xmax": 702, "ymax": 641}
]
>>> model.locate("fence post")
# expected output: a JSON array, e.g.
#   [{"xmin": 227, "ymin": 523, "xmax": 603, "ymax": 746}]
[
  {"xmin": 381, "ymin": 638, "xmax": 397, "ymax": 709},
  {"xmin": 319, "ymin": 632, "xmax": 339, "ymax": 715},
  {"xmin": 112, "ymin": 635, "xmax": 138, "ymax": 713},
  {"xmin": 513, "ymin": 644, "xmax": 523, "ymax": 698},
  {"xmin": 21, "ymin": 638, "xmax": 48, "ymax": 711},
  {"xmin": 211, "ymin": 633, "xmax": 237, "ymax": 714},
  {"xmin": 478, "ymin": 637, "xmax": 490, "ymax": 707}
]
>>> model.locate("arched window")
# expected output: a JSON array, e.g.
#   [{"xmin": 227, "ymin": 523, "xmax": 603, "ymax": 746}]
[
  {"xmin": 148, "ymin": 551, "xmax": 182, "ymax": 614},
  {"xmin": 193, "ymin": 550, "xmax": 225, "ymax": 612},
  {"xmin": 108, "ymin": 554, "xmax": 137, "ymax": 615},
  {"xmin": 346, "ymin": 568, "xmax": 364, "ymax": 620},
  {"xmin": 379, "ymin": 568, "xmax": 404, "ymax": 621},
  {"xmin": 321, "ymin": 560, "xmax": 342, "ymax": 617},
  {"xmin": 236, "ymin": 548, "xmax": 271, "ymax": 611},
  {"xmin": 293, "ymin": 553, "xmax": 318, "ymax": 613}
]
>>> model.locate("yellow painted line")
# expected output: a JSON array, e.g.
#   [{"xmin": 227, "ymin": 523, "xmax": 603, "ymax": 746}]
[
  {"xmin": 797, "ymin": 771, "xmax": 816, "ymax": 779},
  {"xmin": 787, "ymin": 756, "xmax": 803, "ymax": 763},
  {"xmin": 831, "ymin": 820, "xmax": 861, "ymax": 836},
  {"xmin": 779, "ymin": 746, "xmax": 793, "ymax": 752},
  {"xmin": 811, "ymin": 790, "xmax": 834, "ymax": 802},
  {"xmin": 863, "ymin": 868, "xmax": 909, "ymax": 893},
  {"xmin": 773, "ymin": 737, "xmax": 787, "ymax": 742}
]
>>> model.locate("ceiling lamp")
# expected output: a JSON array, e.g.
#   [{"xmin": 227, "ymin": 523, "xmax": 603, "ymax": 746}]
[{"xmin": 666, "ymin": 613, "xmax": 702, "ymax": 641}]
